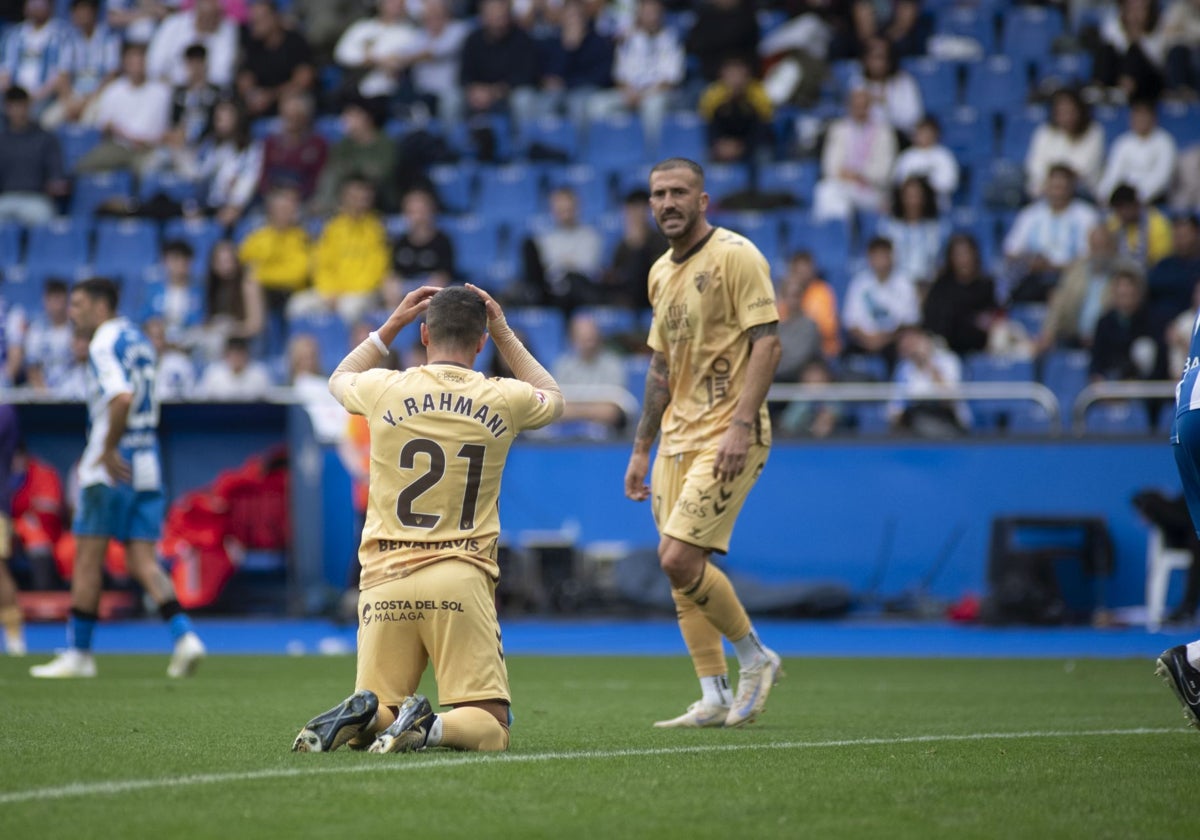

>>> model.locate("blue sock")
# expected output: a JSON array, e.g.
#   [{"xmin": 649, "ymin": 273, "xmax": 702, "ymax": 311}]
[
  {"xmin": 68, "ymin": 608, "xmax": 97, "ymax": 652},
  {"xmin": 159, "ymin": 600, "xmax": 194, "ymax": 642}
]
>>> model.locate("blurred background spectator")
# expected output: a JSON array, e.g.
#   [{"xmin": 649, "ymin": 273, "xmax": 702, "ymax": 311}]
[
  {"xmin": 842, "ymin": 236, "xmax": 918, "ymax": 369},
  {"xmin": 851, "ymin": 36, "xmax": 922, "ymax": 138},
  {"xmin": 389, "ymin": 186, "xmax": 456, "ymax": 293},
  {"xmin": 922, "ymin": 233, "xmax": 998, "ymax": 358},
  {"xmin": 147, "ymin": 0, "xmax": 238, "ymax": 88},
  {"xmin": 520, "ymin": 185, "xmax": 604, "ymax": 312},
  {"xmin": 552, "ymin": 312, "xmax": 628, "ymax": 434},
  {"xmin": 698, "ymin": 55, "xmax": 773, "ymax": 164},
  {"xmin": 236, "ymin": 0, "xmax": 315, "ymax": 119},
  {"xmin": 20, "ymin": 278, "xmax": 72, "ymax": 392},
  {"xmin": 878, "ymin": 175, "xmax": 946, "ymax": 288},
  {"xmin": 1036, "ymin": 225, "xmax": 1128, "ymax": 353},
  {"xmin": 892, "ymin": 116, "xmax": 958, "ymax": 210},
  {"xmin": 888, "ymin": 325, "xmax": 970, "ymax": 437},
  {"xmin": 197, "ymin": 334, "xmax": 272, "ymax": 399},
  {"xmin": 1025, "ymin": 88, "xmax": 1105, "ymax": 199},
  {"xmin": 602, "ymin": 189, "xmax": 666, "ymax": 312},
  {"xmin": 814, "ymin": 87, "xmax": 897, "ymax": 221},
  {"xmin": 1003, "ymin": 165, "xmax": 1099, "ymax": 303},
  {"xmin": 1096, "ymin": 97, "xmax": 1177, "ymax": 205},
  {"xmin": 0, "ymin": 86, "xmax": 67, "ymax": 224},
  {"xmin": 0, "ymin": 0, "xmax": 73, "ymax": 119},
  {"xmin": 777, "ymin": 251, "xmax": 840, "ymax": 360}
]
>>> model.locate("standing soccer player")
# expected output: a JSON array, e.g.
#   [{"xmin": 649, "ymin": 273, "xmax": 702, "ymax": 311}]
[
  {"xmin": 1157, "ymin": 310, "xmax": 1200, "ymax": 730},
  {"xmin": 624, "ymin": 158, "xmax": 784, "ymax": 728},
  {"xmin": 31, "ymin": 279, "xmax": 205, "ymax": 679},
  {"xmin": 0, "ymin": 404, "xmax": 24, "ymax": 655},
  {"xmin": 292, "ymin": 284, "xmax": 563, "ymax": 754}
]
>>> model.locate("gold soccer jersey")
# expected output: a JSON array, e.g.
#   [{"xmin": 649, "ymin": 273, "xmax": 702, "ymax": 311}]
[
  {"xmin": 337, "ymin": 363, "xmax": 559, "ymax": 590},
  {"xmin": 647, "ymin": 227, "xmax": 781, "ymax": 456}
]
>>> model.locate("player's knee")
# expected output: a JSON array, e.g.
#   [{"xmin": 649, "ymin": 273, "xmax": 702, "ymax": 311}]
[
  {"xmin": 478, "ymin": 723, "xmax": 510, "ymax": 752},
  {"xmin": 658, "ymin": 542, "xmax": 703, "ymax": 586}
]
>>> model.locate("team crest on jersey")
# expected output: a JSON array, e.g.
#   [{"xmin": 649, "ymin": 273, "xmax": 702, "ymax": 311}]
[{"xmin": 693, "ymin": 271, "xmax": 711, "ymax": 293}]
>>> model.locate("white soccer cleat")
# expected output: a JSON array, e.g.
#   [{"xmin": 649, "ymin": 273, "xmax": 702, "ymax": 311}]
[
  {"xmin": 725, "ymin": 649, "xmax": 784, "ymax": 728},
  {"xmin": 30, "ymin": 649, "xmax": 97, "ymax": 678},
  {"xmin": 653, "ymin": 700, "xmax": 730, "ymax": 729},
  {"xmin": 167, "ymin": 632, "xmax": 206, "ymax": 678}
]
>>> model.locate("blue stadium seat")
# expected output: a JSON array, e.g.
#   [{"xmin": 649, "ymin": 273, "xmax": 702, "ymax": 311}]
[
  {"xmin": 1160, "ymin": 101, "xmax": 1200, "ymax": 147},
  {"xmin": 71, "ymin": 170, "xmax": 134, "ymax": 217},
  {"xmin": 658, "ymin": 112, "xmax": 707, "ymax": 163},
  {"xmin": 314, "ymin": 114, "xmax": 345, "ymax": 144},
  {"xmin": 1000, "ymin": 6, "xmax": 1064, "ymax": 73},
  {"xmin": 519, "ymin": 115, "xmax": 580, "ymax": 161},
  {"xmin": 1083, "ymin": 401, "xmax": 1151, "ymax": 435},
  {"xmin": 586, "ymin": 113, "xmax": 647, "ymax": 172},
  {"xmin": 543, "ymin": 163, "xmax": 609, "ymax": 220},
  {"xmin": 1008, "ymin": 303, "xmax": 1047, "ymax": 338},
  {"xmin": 576, "ymin": 305, "xmax": 637, "ymax": 338},
  {"xmin": 941, "ymin": 106, "xmax": 992, "ymax": 167},
  {"xmin": 1093, "ymin": 105, "xmax": 1125, "ymax": 146},
  {"xmin": 93, "ymin": 219, "xmax": 159, "ymax": 281},
  {"xmin": 1041, "ymin": 349, "xmax": 1091, "ymax": 422},
  {"xmin": 476, "ymin": 164, "xmax": 542, "ymax": 220},
  {"xmin": 714, "ymin": 211, "xmax": 783, "ymax": 265},
  {"xmin": 443, "ymin": 214, "xmax": 508, "ymax": 284},
  {"xmin": 450, "ymin": 113, "xmax": 513, "ymax": 162},
  {"xmin": 428, "ymin": 163, "xmax": 476, "ymax": 214},
  {"xmin": 759, "ymin": 161, "xmax": 818, "ymax": 206},
  {"xmin": 965, "ymin": 354, "xmax": 1034, "ymax": 382},
  {"xmin": 25, "ymin": 218, "xmax": 90, "ymax": 279},
  {"xmin": 504, "ymin": 306, "xmax": 566, "ymax": 364},
  {"xmin": 57, "ymin": 125, "xmax": 101, "ymax": 173},
  {"xmin": 0, "ymin": 223, "xmax": 21, "ymax": 268},
  {"xmin": 854, "ymin": 403, "xmax": 893, "ymax": 435},
  {"xmin": 904, "ymin": 57, "xmax": 959, "ymax": 114},
  {"xmin": 783, "ymin": 212, "xmax": 851, "ymax": 268},
  {"xmin": 936, "ymin": 6, "xmax": 998, "ymax": 54},
  {"xmin": 139, "ymin": 170, "xmax": 202, "ymax": 205},
  {"xmin": 999, "ymin": 104, "xmax": 1046, "ymax": 162},
  {"xmin": 288, "ymin": 312, "xmax": 351, "ymax": 377},
  {"xmin": 964, "ymin": 56, "xmax": 1027, "ymax": 118},
  {"xmin": 163, "ymin": 217, "xmax": 223, "ymax": 273},
  {"xmin": 1044, "ymin": 53, "xmax": 1093, "ymax": 87},
  {"xmin": 704, "ymin": 163, "xmax": 751, "ymax": 204},
  {"xmin": 840, "ymin": 353, "xmax": 889, "ymax": 382}
]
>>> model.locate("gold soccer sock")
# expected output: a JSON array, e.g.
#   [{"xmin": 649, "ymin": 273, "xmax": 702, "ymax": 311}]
[
  {"xmin": 348, "ymin": 705, "xmax": 395, "ymax": 750},
  {"xmin": 0, "ymin": 605, "xmax": 22, "ymax": 642},
  {"xmin": 672, "ymin": 587, "xmax": 727, "ymax": 678},
  {"xmin": 436, "ymin": 706, "xmax": 510, "ymax": 752},
  {"xmin": 677, "ymin": 562, "xmax": 752, "ymax": 648}
]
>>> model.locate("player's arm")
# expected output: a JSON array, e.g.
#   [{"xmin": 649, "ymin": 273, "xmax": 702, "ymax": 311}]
[
  {"xmin": 466, "ymin": 283, "xmax": 565, "ymax": 421},
  {"xmin": 624, "ymin": 350, "xmax": 669, "ymax": 502},
  {"xmin": 328, "ymin": 286, "xmax": 440, "ymax": 408},
  {"xmin": 713, "ymin": 322, "xmax": 781, "ymax": 483},
  {"xmin": 99, "ymin": 392, "xmax": 134, "ymax": 484}
]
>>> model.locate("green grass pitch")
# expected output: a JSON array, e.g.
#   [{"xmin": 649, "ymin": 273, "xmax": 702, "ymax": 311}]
[{"xmin": 0, "ymin": 654, "xmax": 1194, "ymax": 839}]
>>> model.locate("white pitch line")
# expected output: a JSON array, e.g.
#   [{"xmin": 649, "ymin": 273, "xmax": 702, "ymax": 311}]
[{"xmin": 0, "ymin": 727, "xmax": 1178, "ymax": 806}]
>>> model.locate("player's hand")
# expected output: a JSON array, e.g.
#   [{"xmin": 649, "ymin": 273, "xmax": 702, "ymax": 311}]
[
  {"xmin": 624, "ymin": 451, "xmax": 650, "ymax": 501},
  {"xmin": 388, "ymin": 285, "xmax": 440, "ymax": 327},
  {"xmin": 713, "ymin": 423, "xmax": 751, "ymax": 483},
  {"xmin": 100, "ymin": 448, "xmax": 132, "ymax": 484},
  {"xmin": 465, "ymin": 283, "xmax": 504, "ymax": 323}
]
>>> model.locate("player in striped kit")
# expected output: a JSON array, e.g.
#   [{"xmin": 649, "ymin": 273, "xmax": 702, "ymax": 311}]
[{"xmin": 1156, "ymin": 308, "xmax": 1200, "ymax": 729}]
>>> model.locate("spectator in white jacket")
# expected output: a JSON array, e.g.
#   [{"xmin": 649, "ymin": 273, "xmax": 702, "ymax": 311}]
[
  {"xmin": 146, "ymin": 0, "xmax": 239, "ymax": 88},
  {"xmin": 333, "ymin": 0, "xmax": 422, "ymax": 101},
  {"xmin": 814, "ymin": 87, "xmax": 898, "ymax": 221},
  {"xmin": 892, "ymin": 116, "xmax": 960, "ymax": 209},
  {"xmin": 1096, "ymin": 96, "xmax": 1177, "ymax": 205},
  {"xmin": 587, "ymin": 0, "xmax": 684, "ymax": 148},
  {"xmin": 1025, "ymin": 88, "xmax": 1106, "ymax": 199},
  {"xmin": 851, "ymin": 36, "xmax": 923, "ymax": 137}
]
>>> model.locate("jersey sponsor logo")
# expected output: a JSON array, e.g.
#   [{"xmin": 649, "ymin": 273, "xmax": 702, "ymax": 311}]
[
  {"xmin": 676, "ymin": 494, "xmax": 709, "ymax": 519},
  {"xmin": 704, "ymin": 357, "xmax": 732, "ymax": 405},
  {"xmin": 693, "ymin": 271, "xmax": 711, "ymax": 293},
  {"xmin": 713, "ymin": 487, "xmax": 734, "ymax": 515},
  {"xmin": 664, "ymin": 302, "xmax": 690, "ymax": 332},
  {"xmin": 748, "ymin": 296, "xmax": 774, "ymax": 310}
]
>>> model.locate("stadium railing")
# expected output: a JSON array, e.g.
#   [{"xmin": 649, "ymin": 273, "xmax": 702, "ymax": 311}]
[{"xmin": 1069, "ymin": 380, "xmax": 1176, "ymax": 436}]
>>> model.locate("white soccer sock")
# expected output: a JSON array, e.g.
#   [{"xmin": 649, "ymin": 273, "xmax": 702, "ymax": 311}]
[
  {"xmin": 701, "ymin": 674, "xmax": 732, "ymax": 707},
  {"xmin": 425, "ymin": 714, "xmax": 443, "ymax": 747},
  {"xmin": 731, "ymin": 627, "xmax": 768, "ymax": 670},
  {"xmin": 1186, "ymin": 641, "xmax": 1200, "ymax": 669}
]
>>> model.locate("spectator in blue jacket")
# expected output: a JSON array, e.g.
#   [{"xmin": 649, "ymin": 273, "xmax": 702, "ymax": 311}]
[{"xmin": 536, "ymin": 0, "xmax": 613, "ymax": 127}]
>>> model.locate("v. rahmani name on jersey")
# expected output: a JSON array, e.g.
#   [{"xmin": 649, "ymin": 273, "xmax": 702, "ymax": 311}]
[{"xmin": 380, "ymin": 391, "xmax": 509, "ymax": 439}]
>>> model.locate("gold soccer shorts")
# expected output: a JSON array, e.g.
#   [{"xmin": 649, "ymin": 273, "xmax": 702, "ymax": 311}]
[
  {"xmin": 0, "ymin": 514, "xmax": 11, "ymax": 557},
  {"xmin": 651, "ymin": 445, "xmax": 769, "ymax": 554},
  {"xmin": 355, "ymin": 559, "xmax": 510, "ymax": 709}
]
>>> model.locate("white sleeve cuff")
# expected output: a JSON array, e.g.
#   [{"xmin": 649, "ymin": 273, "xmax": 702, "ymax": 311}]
[{"xmin": 368, "ymin": 331, "xmax": 389, "ymax": 356}]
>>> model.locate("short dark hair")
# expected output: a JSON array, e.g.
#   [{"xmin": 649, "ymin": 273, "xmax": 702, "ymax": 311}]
[
  {"xmin": 650, "ymin": 157, "xmax": 705, "ymax": 185},
  {"xmin": 225, "ymin": 335, "xmax": 251, "ymax": 354},
  {"xmin": 425, "ymin": 286, "xmax": 487, "ymax": 352},
  {"xmin": 73, "ymin": 277, "xmax": 120, "ymax": 311},
  {"xmin": 43, "ymin": 278, "xmax": 69, "ymax": 296},
  {"xmin": 162, "ymin": 238, "xmax": 195, "ymax": 259},
  {"xmin": 916, "ymin": 115, "xmax": 941, "ymax": 135},
  {"xmin": 184, "ymin": 43, "xmax": 208, "ymax": 61},
  {"xmin": 1129, "ymin": 95, "xmax": 1158, "ymax": 114},
  {"xmin": 1109, "ymin": 184, "xmax": 1139, "ymax": 208},
  {"xmin": 1047, "ymin": 163, "xmax": 1078, "ymax": 182},
  {"xmin": 892, "ymin": 175, "xmax": 938, "ymax": 221},
  {"xmin": 867, "ymin": 236, "xmax": 893, "ymax": 252},
  {"xmin": 121, "ymin": 41, "xmax": 147, "ymax": 58},
  {"xmin": 4, "ymin": 86, "xmax": 29, "ymax": 103},
  {"xmin": 623, "ymin": 188, "xmax": 650, "ymax": 205},
  {"xmin": 71, "ymin": 0, "xmax": 98, "ymax": 9}
]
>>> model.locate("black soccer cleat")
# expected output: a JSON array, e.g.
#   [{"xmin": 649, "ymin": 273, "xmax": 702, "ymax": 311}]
[
  {"xmin": 292, "ymin": 689, "xmax": 380, "ymax": 752},
  {"xmin": 1155, "ymin": 646, "xmax": 1200, "ymax": 731},
  {"xmin": 368, "ymin": 694, "xmax": 435, "ymax": 754}
]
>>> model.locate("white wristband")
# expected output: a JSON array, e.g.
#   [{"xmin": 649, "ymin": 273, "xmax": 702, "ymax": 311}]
[{"xmin": 367, "ymin": 331, "xmax": 389, "ymax": 356}]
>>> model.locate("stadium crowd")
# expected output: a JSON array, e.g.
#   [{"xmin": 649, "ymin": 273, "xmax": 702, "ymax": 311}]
[{"xmin": 0, "ymin": 0, "xmax": 1197, "ymax": 439}]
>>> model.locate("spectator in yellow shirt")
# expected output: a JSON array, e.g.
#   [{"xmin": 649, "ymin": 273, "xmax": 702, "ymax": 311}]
[
  {"xmin": 287, "ymin": 175, "xmax": 389, "ymax": 324},
  {"xmin": 238, "ymin": 185, "xmax": 311, "ymax": 320},
  {"xmin": 698, "ymin": 56, "xmax": 773, "ymax": 164},
  {"xmin": 1107, "ymin": 184, "xmax": 1173, "ymax": 269}
]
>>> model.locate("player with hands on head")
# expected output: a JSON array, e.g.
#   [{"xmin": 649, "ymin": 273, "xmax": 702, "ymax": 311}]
[
  {"xmin": 293, "ymin": 282, "xmax": 564, "ymax": 754},
  {"xmin": 625, "ymin": 157, "xmax": 784, "ymax": 729}
]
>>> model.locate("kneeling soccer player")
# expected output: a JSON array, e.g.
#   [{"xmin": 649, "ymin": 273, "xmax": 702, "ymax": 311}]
[{"xmin": 293, "ymin": 284, "xmax": 563, "ymax": 753}]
